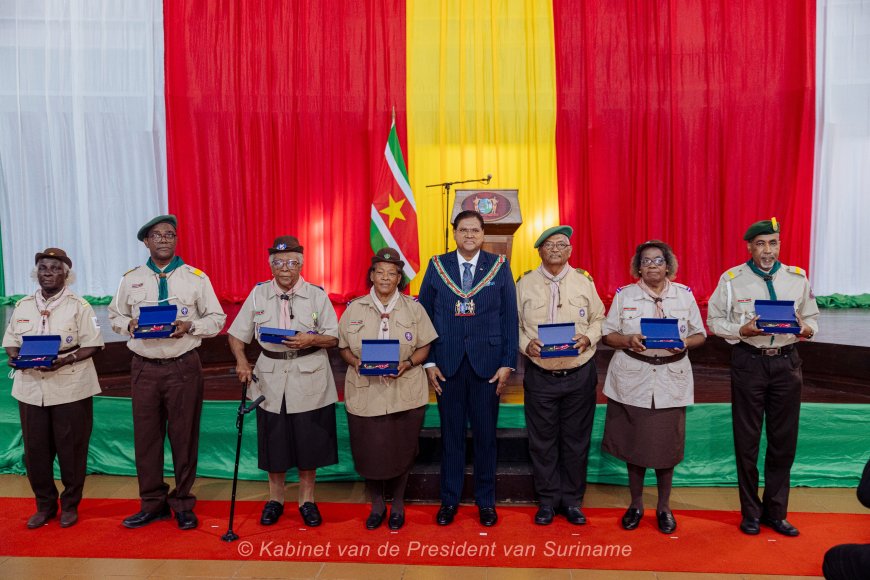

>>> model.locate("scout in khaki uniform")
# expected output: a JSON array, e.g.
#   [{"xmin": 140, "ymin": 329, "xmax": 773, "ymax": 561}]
[
  {"xmin": 707, "ymin": 218, "xmax": 819, "ymax": 537},
  {"xmin": 3, "ymin": 248, "xmax": 104, "ymax": 529},
  {"xmin": 516, "ymin": 225, "xmax": 605, "ymax": 526},
  {"xmin": 338, "ymin": 248, "xmax": 438, "ymax": 531},
  {"xmin": 108, "ymin": 215, "xmax": 226, "ymax": 531},
  {"xmin": 228, "ymin": 236, "xmax": 339, "ymax": 528}
]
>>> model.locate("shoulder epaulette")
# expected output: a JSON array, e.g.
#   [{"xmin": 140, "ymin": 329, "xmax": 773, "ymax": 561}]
[
  {"xmin": 575, "ymin": 268, "xmax": 593, "ymax": 282},
  {"xmin": 312, "ymin": 284, "xmax": 325, "ymax": 291},
  {"xmin": 14, "ymin": 296, "xmax": 33, "ymax": 306},
  {"xmin": 346, "ymin": 295, "xmax": 366, "ymax": 306},
  {"xmin": 255, "ymin": 280, "xmax": 269, "ymax": 286},
  {"xmin": 122, "ymin": 266, "xmax": 138, "ymax": 277},
  {"xmin": 673, "ymin": 282, "xmax": 693, "ymax": 293},
  {"xmin": 516, "ymin": 270, "xmax": 532, "ymax": 283},
  {"xmin": 724, "ymin": 266, "xmax": 744, "ymax": 280},
  {"xmin": 615, "ymin": 284, "xmax": 632, "ymax": 294},
  {"xmin": 185, "ymin": 265, "xmax": 205, "ymax": 278},
  {"xmin": 787, "ymin": 266, "xmax": 807, "ymax": 277}
]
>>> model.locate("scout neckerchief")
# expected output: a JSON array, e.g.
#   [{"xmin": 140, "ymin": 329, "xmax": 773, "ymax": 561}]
[
  {"xmin": 746, "ymin": 259, "xmax": 781, "ymax": 300},
  {"xmin": 146, "ymin": 256, "xmax": 185, "ymax": 305},
  {"xmin": 34, "ymin": 286, "xmax": 69, "ymax": 334},
  {"xmin": 431, "ymin": 254, "xmax": 506, "ymax": 316},
  {"xmin": 369, "ymin": 287, "xmax": 400, "ymax": 338},
  {"xmin": 537, "ymin": 263, "xmax": 571, "ymax": 323},
  {"xmin": 637, "ymin": 279, "xmax": 670, "ymax": 318},
  {"xmin": 272, "ymin": 276, "xmax": 304, "ymax": 329}
]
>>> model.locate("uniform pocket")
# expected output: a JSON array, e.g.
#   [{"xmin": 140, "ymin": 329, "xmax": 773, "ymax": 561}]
[
  {"xmin": 60, "ymin": 324, "xmax": 78, "ymax": 348},
  {"xmin": 296, "ymin": 354, "xmax": 327, "ymax": 396}
]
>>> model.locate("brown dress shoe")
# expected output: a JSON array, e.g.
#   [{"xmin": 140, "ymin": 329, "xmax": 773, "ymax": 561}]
[
  {"xmin": 27, "ymin": 510, "xmax": 57, "ymax": 529},
  {"xmin": 60, "ymin": 510, "xmax": 78, "ymax": 528}
]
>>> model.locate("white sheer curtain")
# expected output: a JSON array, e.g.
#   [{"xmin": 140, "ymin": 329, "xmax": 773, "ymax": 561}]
[
  {"xmin": 0, "ymin": 0, "xmax": 167, "ymax": 297},
  {"xmin": 812, "ymin": 0, "xmax": 870, "ymax": 296}
]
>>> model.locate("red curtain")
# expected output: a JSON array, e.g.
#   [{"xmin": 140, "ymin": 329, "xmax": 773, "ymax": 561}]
[
  {"xmin": 164, "ymin": 0, "xmax": 406, "ymax": 304},
  {"xmin": 554, "ymin": 0, "xmax": 815, "ymax": 302}
]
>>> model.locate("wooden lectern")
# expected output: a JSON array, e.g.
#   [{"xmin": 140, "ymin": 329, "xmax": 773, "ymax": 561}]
[{"xmin": 451, "ymin": 189, "xmax": 522, "ymax": 261}]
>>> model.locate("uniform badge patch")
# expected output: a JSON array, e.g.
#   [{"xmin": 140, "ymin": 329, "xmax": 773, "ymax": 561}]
[
  {"xmin": 578, "ymin": 308, "xmax": 586, "ymax": 318},
  {"xmin": 66, "ymin": 336, "xmax": 73, "ymax": 343},
  {"xmin": 132, "ymin": 283, "xmax": 144, "ymax": 288},
  {"xmin": 349, "ymin": 320, "xmax": 364, "ymax": 326},
  {"xmin": 276, "ymin": 243, "xmax": 287, "ymax": 250},
  {"xmin": 405, "ymin": 332, "xmax": 413, "ymax": 341},
  {"xmin": 181, "ymin": 307, "xmax": 189, "ymax": 316},
  {"xmin": 680, "ymin": 324, "xmax": 687, "ymax": 334}
]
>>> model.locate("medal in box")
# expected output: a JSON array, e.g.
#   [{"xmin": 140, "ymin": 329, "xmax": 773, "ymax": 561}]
[
  {"xmin": 360, "ymin": 339, "xmax": 400, "ymax": 376},
  {"xmin": 133, "ymin": 305, "xmax": 178, "ymax": 339},
  {"xmin": 17, "ymin": 335, "xmax": 62, "ymax": 368},
  {"xmin": 754, "ymin": 300, "xmax": 800, "ymax": 334},
  {"xmin": 259, "ymin": 327, "xmax": 298, "ymax": 344},
  {"xmin": 538, "ymin": 323, "xmax": 578, "ymax": 358},
  {"xmin": 641, "ymin": 318, "xmax": 685, "ymax": 349}
]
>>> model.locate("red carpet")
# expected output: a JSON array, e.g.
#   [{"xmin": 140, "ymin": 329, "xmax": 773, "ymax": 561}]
[{"xmin": 1, "ymin": 498, "xmax": 867, "ymax": 575}]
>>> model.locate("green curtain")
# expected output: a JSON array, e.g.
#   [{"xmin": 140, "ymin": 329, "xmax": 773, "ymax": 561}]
[{"xmin": 1, "ymin": 351, "xmax": 867, "ymax": 487}]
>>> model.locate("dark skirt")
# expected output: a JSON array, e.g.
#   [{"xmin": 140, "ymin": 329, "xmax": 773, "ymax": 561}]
[
  {"xmin": 346, "ymin": 406, "xmax": 426, "ymax": 480},
  {"xmin": 256, "ymin": 401, "xmax": 338, "ymax": 473},
  {"xmin": 601, "ymin": 398, "xmax": 686, "ymax": 469}
]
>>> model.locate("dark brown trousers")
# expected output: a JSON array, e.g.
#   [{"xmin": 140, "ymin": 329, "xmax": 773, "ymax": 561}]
[
  {"xmin": 730, "ymin": 345, "xmax": 802, "ymax": 519},
  {"xmin": 131, "ymin": 350, "xmax": 203, "ymax": 513},
  {"xmin": 19, "ymin": 397, "xmax": 93, "ymax": 513}
]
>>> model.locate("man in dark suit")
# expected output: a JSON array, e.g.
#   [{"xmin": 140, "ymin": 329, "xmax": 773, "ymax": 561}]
[{"xmin": 418, "ymin": 210, "xmax": 519, "ymax": 527}]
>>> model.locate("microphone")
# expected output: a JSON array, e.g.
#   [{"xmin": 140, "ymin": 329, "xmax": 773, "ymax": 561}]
[
  {"xmin": 485, "ymin": 173, "xmax": 492, "ymax": 184},
  {"xmin": 243, "ymin": 395, "xmax": 266, "ymax": 415}
]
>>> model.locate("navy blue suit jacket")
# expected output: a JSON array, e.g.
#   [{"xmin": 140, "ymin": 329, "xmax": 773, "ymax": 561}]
[{"xmin": 418, "ymin": 250, "xmax": 518, "ymax": 379}]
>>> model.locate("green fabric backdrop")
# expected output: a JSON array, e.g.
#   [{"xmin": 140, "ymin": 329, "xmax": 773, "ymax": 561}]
[{"xmin": 1, "ymin": 352, "xmax": 867, "ymax": 487}]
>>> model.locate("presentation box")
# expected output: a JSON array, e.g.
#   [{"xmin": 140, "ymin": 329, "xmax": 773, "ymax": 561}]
[
  {"xmin": 538, "ymin": 323, "xmax": 578, "ymax": 358},
  {"xmin": 360, "ymin": 339, "xmax": 400, "ymax": 376},
  {"xmin": 259, "ymin": 327, "xmax": 298, "ymax": 344},
  {"xmin": 133, "ymin": 305, "xmax": 178, "ymax": 339},
  {"xmin": 17, "ymin": 335, "xmax": 61, "ymax": 368},
  {"xmin": 641, "ymin": 318, "xmax": 685, "ymax": 349},
  {"xmin": 755, "ymin": 300, "xmax": 800, "ymax": 334}
]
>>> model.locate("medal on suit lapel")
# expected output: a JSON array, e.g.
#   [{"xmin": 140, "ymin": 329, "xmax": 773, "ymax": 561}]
[{"xmin": 431, "ymin": 255, "xmax": 505, "ymax": 317}]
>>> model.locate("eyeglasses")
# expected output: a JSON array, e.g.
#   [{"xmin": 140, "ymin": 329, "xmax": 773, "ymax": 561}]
[
  {"xmin": 541, "ymin": 242, "xmax": 570, "ymax": 251},
  {"xmin": 456, "ymin": 227, "xmax": 483, "ymax": 236},
  {"xmin": 148, "ymin": 232, "xmax": 177, "ymax": 242},
  {"xmin": 640, "ymin": 257, "xmax": 666, "ymax": 267},
  {"xmin": 271, "ymin": 259, "xmax": 301, "ymax": 270}
]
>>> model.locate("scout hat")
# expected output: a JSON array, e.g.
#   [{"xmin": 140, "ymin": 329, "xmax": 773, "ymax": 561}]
[
  {"xmin": 34, "ymin": 247, "xmax": 72, "ymax": 269},
  {"xmin": 371, "ymin": 247, "xmax": 405, "ymax": 271},
  {"xmin": 137, "ymin": 214, "xmax": 178, "ymax": 241},
  {"xmin": 534, "ymin": 225, "xmax": 573, "ymax": 248},
  {"xmin": 268, "ymin": 236, "xmax": 304, "ymax": 255},
  {"xmin": 743, "ymin": 217, "xmax": 780, "ymax": 241}
]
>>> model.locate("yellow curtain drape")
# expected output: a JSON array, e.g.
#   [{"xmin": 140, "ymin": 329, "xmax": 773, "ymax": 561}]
[{"xmin": 407, "ymin": 0, "xmax": 560, "ymax": 293}]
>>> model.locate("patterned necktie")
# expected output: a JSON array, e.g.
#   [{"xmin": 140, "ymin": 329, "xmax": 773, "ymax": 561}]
[{"xmin": 462, "ymin": 262, "xmax": 473, "ymax": 293}]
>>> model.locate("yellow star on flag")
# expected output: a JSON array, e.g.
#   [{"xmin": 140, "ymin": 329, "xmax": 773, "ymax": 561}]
[{"xmin": 379, "ymin": 194, "xmax": 406, "ymax": 227}]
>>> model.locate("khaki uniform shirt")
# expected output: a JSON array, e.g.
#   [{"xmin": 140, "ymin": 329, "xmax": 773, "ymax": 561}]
[
  {"xmin": 707, "ymin": 262, "xmax": 819, "ymax": 347},
  {"xmin": 3, "ymin": 291, "xmax": 104, "ymax": 406},
  {"xmin": 602, "ymin": 282, "xmax": 706, "ymax": 409},
  {"xmin": 108, "ymin": 263, "xmax": 226, "ymax": 359},
  {"xmin": 338, "ymin": 294, "xmax": 438, "ymax": 417},
  {"xmin": 517, "ymin": 267, "xmax": 606, "ymax": 370},
  {"xmin": 228, "ymin": 280, "xmax": 338, "ymax": 414}
]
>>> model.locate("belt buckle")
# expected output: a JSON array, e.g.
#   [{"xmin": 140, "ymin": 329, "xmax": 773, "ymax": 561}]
[
  {"xmin": 553, "ymin": 369, "xmax": 568, "ymax": 377},
  {"xmin": 285, "ymin": 350, "xmax": 299, "ymax": 359},
  {"xmin": 761, "ymin": 348, "xmax": 780, "ymax": 356}
]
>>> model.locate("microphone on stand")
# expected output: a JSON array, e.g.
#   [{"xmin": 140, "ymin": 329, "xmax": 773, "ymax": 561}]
[{"xmin": 484, "ymin": 173, "xmax": 492, "ymax": 184}]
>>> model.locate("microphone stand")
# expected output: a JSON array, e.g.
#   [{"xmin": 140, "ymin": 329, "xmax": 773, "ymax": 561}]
[
  {"xmin": 221, "ymin": 375, "xmax": 265, "ymax": 542},
  {"xmin": 426, "ymin": 176, "xmax": 492, "ymax": 253}
]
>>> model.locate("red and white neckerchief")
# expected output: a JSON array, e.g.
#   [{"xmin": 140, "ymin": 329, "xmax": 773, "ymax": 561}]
[
  {"xmin": 34, "ymin": 287, "xmax": 69, "ymax": 334},
  {"xmin": 369, "ymin": 287, "xmax": 400, "ymax": 339}
]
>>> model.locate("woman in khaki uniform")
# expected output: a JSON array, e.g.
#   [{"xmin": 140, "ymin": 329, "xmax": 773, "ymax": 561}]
[
  {"xmin": 3, "ymin": 248, "xmax": 104, "ymax": 529},
  {"xmin": 338, "ymin": 248, "xmax": 437, "ymax": 531}
]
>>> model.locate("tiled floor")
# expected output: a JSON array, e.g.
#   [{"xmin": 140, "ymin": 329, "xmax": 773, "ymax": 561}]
[{"xmin": 2, "ymin": 474, "xmax": 859, "ymax": 579}]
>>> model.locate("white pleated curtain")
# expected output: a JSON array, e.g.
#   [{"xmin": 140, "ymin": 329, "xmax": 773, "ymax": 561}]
[
  {"xmin": 0, "ymin": 0, "xmax": 167, "ymax": 297},
  {"xmin": 811, "ymin": 0, "xmax": 870, "ymax": 296}
]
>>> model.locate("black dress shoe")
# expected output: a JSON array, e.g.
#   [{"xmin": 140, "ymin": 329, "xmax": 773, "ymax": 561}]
[
  {"xmin": 365, "ymin": 508, "xmax": 386, "ymax": 530},
  {"xmin": 739, "ymin": 516, "xmax": 760, "ymax": 535},
  {"xmin": 175, "ymin": 510, "xmax": 198, "ymax": 530},
  {"xmin": 760, "ymin": 516, "xmax": 800, "ymax": 537},
  {"xmin": 436, "ymin": 504, "xmax": 458, "ymax": 526},
  {"xmin": 534, "ymin": 505, "xmax": 555, "ymax": 525},
  {"xmin": 564, "ymin": 506, "xmax": 587, "ymax": 526},
  {"xmin": 388, "ymin": 510, "xmax": 405, "ymax": 530},
  {"xmin": 60, "ymin": 510, "xmax": 78, "ymax": 528},
  {"xmin": 27, "ymin": 510, "xmax": 57, "ymax": 529},
  {"xmin": 298, "ymin": 502, "xmax": 322, "ymax": 527},
  {"xmin": 260, "ymin": 501, "xmax": 284, "ymax": 525},
  {"xmin": 478, "ymin": 506, "xmax": 498, "ymax": 527},
  {"xmin": 657, "ymin": 511, "xmax": 677, "ymax": 534},
  {"xmin": 122, "ymin": 505, "xmax": 171, "ymax": 529},
  {"xmin": 621, "ymin": 507, "xmax": 644, "ymax": 530}
]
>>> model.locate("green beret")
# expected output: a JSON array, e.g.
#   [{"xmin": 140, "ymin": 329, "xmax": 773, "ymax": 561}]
[
  {"xmin": 743, "ymin": 217, "xmax": 780, "ymax": 241},
  {"xmin": 534, "ymin": 225, "xmax": 573, "ymax": 248},
  {"xmin": 137, "ymin": 215, "xmax": 178, "ymax": 241}
]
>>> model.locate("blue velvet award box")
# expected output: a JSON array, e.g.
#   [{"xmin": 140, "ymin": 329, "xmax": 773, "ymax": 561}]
[
  {"xmin": 259, "ymin": 327, "xmax": 298, "ymax": 344},
  {"xmin": 755, "ymin": 300, "xmax": 800, "ymax": 334},
  {"xmin": 538, "ymin": 323, "xmax": 578, "ymax": 358},
  {"xmin": 360, "ymin": 339, "xmax": 400, "ymax": 376},
  {"xmin": 133, "ymin": 305, "xmax": 177, "ymax": 339},
  {"xmin": 17, "ymin": 335, "xmax": 62, "ymax": 368},
  {"xmin": 641, "ymin": 318, "xmax": 685, "ymax": 349}
]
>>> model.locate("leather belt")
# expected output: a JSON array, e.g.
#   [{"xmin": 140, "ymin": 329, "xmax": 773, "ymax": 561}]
[
  {"xmin": 736, "ymin": 341, "xmax": 795, "ymax": 357},
  {"xmin": 133, "ymin": 349, "xmax": 194, "ymax": 366},
  {"xmin": 623, "ymin": 349, "xmax": 687, "ymax": 366},
  {"xmin": 530, "ymin": 358, "xmax": 589, "ymax": 378},
  {"xmin": 261, "ymin": 347, "xmax": 320, "ymax": 360}
]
